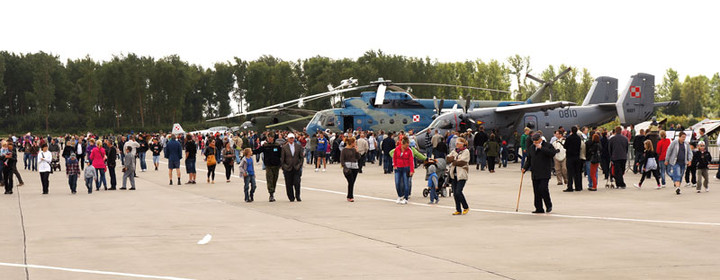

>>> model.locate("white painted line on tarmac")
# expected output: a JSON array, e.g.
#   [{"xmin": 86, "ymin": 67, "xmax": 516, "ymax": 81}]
[
  {"xmin": 156, "ymin": 161, "xmax": 720, "ymax": 227},
  {"xmin": 0, "ymin": 262, "xmax": 195, "ymax": 280}
]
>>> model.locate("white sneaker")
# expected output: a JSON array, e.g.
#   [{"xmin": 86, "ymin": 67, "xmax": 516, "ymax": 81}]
[
  {"xmin": 661, "ymin": 184, "xmax": 666, "ymax": 188},
  {"xmin": 685, "ymin": 183, "xmax": 691, "ymax": 188},
  {"xmin": 401, "ymin": 199, "xmax": 408, "ymax": 204},
  {"xmin": 396, "ymin": 197, "xmax": 402, "ymax": 204},
  {"xmin": 322, "ymin": 168, "xmax": 326, "ymax": 172},
  {"xmin": 655, "ymin": 185, "xmax": 662, "ymax": 190},
  {"xmin": 633, "ymin": 183, "xmax": 641, "ymax": 189},
  {"xmin": 693, "ymin": 184, "xmax": 697, "ymax": 188},
  {"xmin": 314, "ymin": 168, "xmax": 319, "ymax": 172},
  {"xmin": 706, "ymin": 188, "xmax": 710, "ymax": 192}
]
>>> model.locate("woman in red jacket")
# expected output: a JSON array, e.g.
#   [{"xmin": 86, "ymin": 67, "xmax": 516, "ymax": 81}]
[
  {"xmin": 656, "ymin": 130, "xmax": 671, "ymax": 188},
  {"xmin": 89, "ymin": 139, "xmax": 107, "ymax": 191},
  {"xmin": 393, "ymin": 137, "xmax": 414, "ymax": 204}
]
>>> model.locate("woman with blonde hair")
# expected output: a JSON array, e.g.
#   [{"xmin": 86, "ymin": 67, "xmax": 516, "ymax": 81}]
[{"xmin": 634, "ymin": 140, "xmax": 661, "ymax": 189}]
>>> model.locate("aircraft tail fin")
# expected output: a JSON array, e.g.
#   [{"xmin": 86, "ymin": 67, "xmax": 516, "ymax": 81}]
[
  {"xmin": 172, "ymin": 123, "xmax": 186, "ymax": 135},
  {"xmin": 581, "ymin": 76, "xmax": 618, "ymax": 105},
  {"xmin": 617, "ymin": 73, "xmax": 655, "ymax": 125}
]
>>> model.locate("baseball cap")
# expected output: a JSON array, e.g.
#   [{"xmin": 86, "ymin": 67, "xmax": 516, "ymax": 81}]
[{"xmin": 287, "ymin": 133, "xmax": 295, "ymax": 138}]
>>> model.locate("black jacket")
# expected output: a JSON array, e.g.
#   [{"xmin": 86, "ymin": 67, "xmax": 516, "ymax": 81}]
[
  {"xmin": 381, "ymin": 137, "xmax": 396, "ymax": 154},
  {"xmin": 523, "ymin": 141, "xmax": 557, "ymax": 180},
  {"xmin": 255, "ymin": 142, "xmax": 282, "ymax": 167},
  {"xmin": 474, "ymin": 131, "xmax": 488, "ymax": 147},
  {"xmin": 695, "ymin": 150, "xmax": 711, "ymax": 169},
  {"xmin": 106, "ymin": 147, "xmax": 118, "ymax": 168},
  {"xmin": 633, "ymin": 135, "xmax": 646, "ymax": 153},
  {"xmin": 564, "ymin": 133, "xmax": 582, "ymax": 159}
]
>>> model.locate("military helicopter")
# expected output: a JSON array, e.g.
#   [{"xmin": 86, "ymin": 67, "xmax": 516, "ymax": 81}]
[{"xmin": 416, "ymin": 73, "xmax": 680, "ymax": 152}]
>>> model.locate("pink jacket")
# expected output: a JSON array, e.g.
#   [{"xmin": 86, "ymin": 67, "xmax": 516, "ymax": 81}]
[{"xmin": 90, "ymin": 147, "xmax": 106, "ymax": 169}]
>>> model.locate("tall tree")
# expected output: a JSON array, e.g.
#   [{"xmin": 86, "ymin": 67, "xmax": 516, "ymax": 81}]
[
  {"xmin": 657, "ymin": 69, "xmax": 682, "ymax": 115},
  {"xmin": 507, "ymin": 55, "xmax": 531, "ymax": 100}
]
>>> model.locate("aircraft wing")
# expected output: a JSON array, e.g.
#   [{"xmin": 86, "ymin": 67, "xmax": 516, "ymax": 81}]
[
  {"xmin": 494, "ymin": 101, "xmax": 575, "ymax": 114},
  {"xmin": 654, "ymin": 101, "xmax": 680, "ymax": 107},
  {"xmin": 206, "ymin": 85, "xmax": 372, "ymax": 122},
  {"xmin": 594, "ymin": 100, "xmax": 678, "ymax": 112}
]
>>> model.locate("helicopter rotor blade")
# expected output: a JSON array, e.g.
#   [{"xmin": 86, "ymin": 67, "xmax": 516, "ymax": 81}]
[
  {"xmin": 553, "ymin": 67, "xmax": 572, "ymax": 82},
  {"xmin": 394, "ymin": 83, "xmax": 511, "ymax": 94},
  {"xmin": 525, "ymin": 73, "xmax": 546, "ymax": 84}
]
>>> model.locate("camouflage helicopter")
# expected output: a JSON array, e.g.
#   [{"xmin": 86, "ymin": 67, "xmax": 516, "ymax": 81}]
[{"xmin": 416, "ymin": 73, "xmax": 680, "ymax": 160}]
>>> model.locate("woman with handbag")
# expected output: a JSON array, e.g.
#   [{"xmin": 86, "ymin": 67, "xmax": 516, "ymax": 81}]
[
  {"xmin": 447, "ymin": 137, "xmax": 470, "ymax": 215},
  {"xmin": 634, "ymin": 140, "xmax": 661, "ymax": 189},
  {"xmin": 340, "ymin": 136, "xmax": 360, "ymax": 202},
  {"xmin": 222, "ymin": 142, "xmax": 235, "ymax": 183},
  {"xmin": 204, "ymin": 140, "xmax": 218, "ymax": 184}
]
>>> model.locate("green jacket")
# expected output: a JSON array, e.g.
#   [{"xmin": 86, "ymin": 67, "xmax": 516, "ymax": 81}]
[
  {"xmin": 520, "ymin": 134, "xmax": 528, "ymax": 151},
  {"xmin": 484, "ymin": 140, "xmax": 500, "ymax": 157}
]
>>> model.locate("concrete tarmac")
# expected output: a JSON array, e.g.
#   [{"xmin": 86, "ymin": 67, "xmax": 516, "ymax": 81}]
[{"xmin": 1, "ymin": 156, "xmax": 719, "ymax": 279}]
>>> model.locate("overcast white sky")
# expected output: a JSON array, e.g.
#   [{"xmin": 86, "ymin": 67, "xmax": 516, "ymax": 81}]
[{"xmin": 3, "ymin": 0, "xmax": 718, "ymax": 89}]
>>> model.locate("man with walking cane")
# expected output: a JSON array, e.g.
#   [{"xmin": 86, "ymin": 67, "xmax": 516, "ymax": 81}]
[{"xmin": 521, "ymin": 133, "xmax": 557, "ymax": 214}]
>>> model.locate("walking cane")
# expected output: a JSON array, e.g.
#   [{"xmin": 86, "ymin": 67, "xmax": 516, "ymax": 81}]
[{"xmin": 516, "ymin": 171, "xmax": 525, "ymax": 212}]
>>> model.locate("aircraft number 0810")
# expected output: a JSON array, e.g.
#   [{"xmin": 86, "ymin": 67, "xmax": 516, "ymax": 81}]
[{"xmin": 559, "ymin": 109, "xmax": 578, "ymax": 118}]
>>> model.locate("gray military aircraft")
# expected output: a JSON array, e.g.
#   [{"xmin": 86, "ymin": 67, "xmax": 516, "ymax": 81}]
[{"xmin": 416, "ymin": 73, "xmax": 680, "ymax": 150}]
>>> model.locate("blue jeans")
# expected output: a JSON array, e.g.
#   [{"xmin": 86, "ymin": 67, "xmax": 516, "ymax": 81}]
[
  {"xmin": 153, "ymin": 155, "xmax": 160, "ymax": 164},
  {"xmin": 23, "ymin": 153, "xmax": 30, "ymax": 169},
  {"xmin": 585, "ymin": 161, "xmax": 595, "ymax": 187},
  {"xmin": 670, "ymin": 163, "xmax": 686, "ymax": 183},
  {"xmin": 475, "ymin": 146, "xmax": 486, "ymax": 169},
  {"xmin": 243, "ymin": 175, "xmax": 257, "ymax": 201},
  {"xmin": 96, "ymin": 168, "xmax": 107, "ymax": 190},
  {"xmin": 68, "ymin": 174, "xmax": 78, "ymax": 192},
  {"xmin": 383, "ymin": 153, "xmax": 393, "ymax": 173},
  {"xmin": 30, "ymin": 155, "xmax": 37, "ymax": 171},
  {"xmin": 85, "ymin": 177, "xmax": 94, "ymax": 192},
  {"xmin": 659, "ymin": 160, "xmax": 667, "ymax": 185},
  {"xmin": 394, "ymin": 167, "xmax": 410, "ymax": 199},
  {"xmin": 521, "ymin": 150, "xmax": 527, "ymax": 169},
  {"xmin": 305, "ymin": 149, "xmax": 313, "ymax": 164},
  {"xmin": 138, "ymin": 152, "xmax": 147, "ymax": 170}
]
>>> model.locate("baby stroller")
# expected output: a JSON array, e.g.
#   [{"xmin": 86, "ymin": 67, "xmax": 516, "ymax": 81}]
[
  {"xmin": 423, "ymin": 158, "xmax": 452, "ymax": 198},
  {"xmin": 51, "ymin": 151, "xmax": 62, "ymax": 172}
]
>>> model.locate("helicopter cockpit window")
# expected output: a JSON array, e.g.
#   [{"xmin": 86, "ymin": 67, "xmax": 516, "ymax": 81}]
[
  {"xmin": 325, "ymin": 115, "xmax": 336, "ymax": 126},
  {"xmin": 250, "ymin": 117, "xmax": 257, "ymax": 125},
  {"xmin": 429, "ymin": 117, "xmax": 453, "ymax": 130}
]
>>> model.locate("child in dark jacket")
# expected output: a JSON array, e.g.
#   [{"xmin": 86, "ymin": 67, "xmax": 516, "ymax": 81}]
[{"xmin": 695, "ymin": 141, "xmax": 712, "ymax": 193}]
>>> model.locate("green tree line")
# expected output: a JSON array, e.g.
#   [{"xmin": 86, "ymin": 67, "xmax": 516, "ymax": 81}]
[{"xmin": 5, "ymin": 50, "xmax": 710, "ymax": 134}]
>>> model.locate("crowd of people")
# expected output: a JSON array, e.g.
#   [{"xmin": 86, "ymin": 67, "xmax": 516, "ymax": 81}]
[{"xmin": 1, "ymin": 121, "xmax": 718, "ymax": 215}]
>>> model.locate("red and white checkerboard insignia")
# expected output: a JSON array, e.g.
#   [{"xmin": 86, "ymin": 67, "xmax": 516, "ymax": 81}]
[
  {"xmin": 630, "ymin": 86, "xmax": 641, "ymax": 98},
  {"xmin": 412, "ymin": 115, "xmax": 420, "ymax": 122}
]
